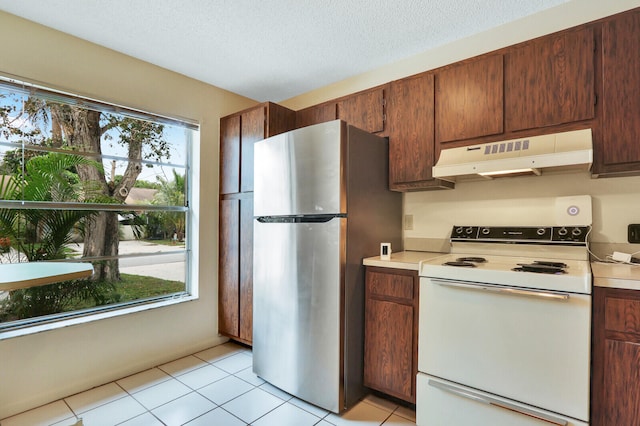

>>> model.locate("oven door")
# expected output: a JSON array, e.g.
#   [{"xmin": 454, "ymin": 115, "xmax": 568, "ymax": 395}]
[
  {"xmin": 417, "ymin": 375, "xmax": 588, "ymax": 426},
  {"xmin": 418, "ymin": 277, "xmax": 590, "ymax": 422}
]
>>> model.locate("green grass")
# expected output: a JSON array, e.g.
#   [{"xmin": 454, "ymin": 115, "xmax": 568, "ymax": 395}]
[
  {"xmin": 111, "ymin": 273, "xmax": 185, "ymax": 300},
  {"xmin": 69, "ymin": 273, "xmax": 185, "ymax": 310}
]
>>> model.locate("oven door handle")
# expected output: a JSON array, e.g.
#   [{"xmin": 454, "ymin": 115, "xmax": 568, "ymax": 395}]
[
  {"xmin": 428, "ymin": 379, "xmax": 569, "ymax": 426},
  {"xmin": 431, "ymin": 278, "xmax": 570, "ymax": 301}
]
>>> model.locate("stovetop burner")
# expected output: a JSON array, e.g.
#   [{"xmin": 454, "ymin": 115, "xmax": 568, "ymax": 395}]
[
  {"xmin": 443, "ymin": 261, "xmax": 477, "ymax": 268},
  {"xmin": 513, "ymin": 263, "xmax": 567, "ymax": 274},
  {"xmin": 456, "ymin": 257, "xmax": 487, "ymax": 263}
]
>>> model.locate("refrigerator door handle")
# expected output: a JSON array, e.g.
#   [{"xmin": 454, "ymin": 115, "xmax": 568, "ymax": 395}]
[
  {"xmin": 428, "ymin": 380, "xmax": 568, "ymax": 426},
  {"xmin": 256, "ymin": 214, "xmax": 346, "ymax": 224}
]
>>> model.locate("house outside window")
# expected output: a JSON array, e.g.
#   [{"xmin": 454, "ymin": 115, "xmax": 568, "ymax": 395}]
[{"xmin": 0, "ymin": 76, "xmax": 197, "ymax": 332}]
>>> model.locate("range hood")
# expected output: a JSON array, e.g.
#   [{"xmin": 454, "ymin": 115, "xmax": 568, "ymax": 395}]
[{"xmin": 432, "ymin": 129, "xmax": 593, "ymax": 180}]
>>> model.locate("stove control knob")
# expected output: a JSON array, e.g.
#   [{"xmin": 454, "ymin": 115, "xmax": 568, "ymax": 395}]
[
  {"xmin": 465, "ymin": 227, "xmax": 474, "ymax": 235},
  {"xmin": 455, "ymin": 226, "xmax": 463, "ymax": 235},
  {"xmin": 536, "ymin": 228, "xmax": 546, "ymax": 236},
  {"xmin": 481, "ymin": 227, "xmax": 490, "ymax": 235},
  {"xmin": 572, "ymin": 227, "xmax": 582, "ymax": 236},
  {"xmin": 558, "ymin": 227, "xmax": 568, "ymax": 236}
]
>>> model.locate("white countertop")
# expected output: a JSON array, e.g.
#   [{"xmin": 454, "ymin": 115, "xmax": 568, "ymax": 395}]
[
  {"xmin": 363, "ymin": 251, "xmax": 447, "ymax": 271},
  {"xmin": 0, "ymin": 262, "xmax": 94, "ymax": 291},
  {"xmin": 591, "ymin": 261, "xmax": 640, "ymax": 291}
]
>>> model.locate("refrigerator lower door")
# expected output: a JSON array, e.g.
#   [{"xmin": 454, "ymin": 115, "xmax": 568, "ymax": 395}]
[
  {"xmin": 253, "ymin": 217, "xmax": 344, "ymax": 413},
  {"xmin": 416, "ymin": 374, "xmax": 588, "ymax": 426}
]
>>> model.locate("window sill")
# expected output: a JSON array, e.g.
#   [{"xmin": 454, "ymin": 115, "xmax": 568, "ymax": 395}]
[{"xmin": 0, "ymin": 294, "xmax": 197, "ymax": 341}]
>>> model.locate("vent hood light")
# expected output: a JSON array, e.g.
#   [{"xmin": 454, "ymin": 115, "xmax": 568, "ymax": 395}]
[
  {"xmin": 433, "ymin": 129, "xmax": 593, "ymax": 181},
  {"xmin": 478, "ymin": 168, "xmax": 541, "ymax": 178}
]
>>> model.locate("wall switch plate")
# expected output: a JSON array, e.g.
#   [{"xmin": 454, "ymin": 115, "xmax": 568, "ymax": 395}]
[
  {"xmin": 404, "ymin": 215, "xmax": 413, "ymax": 231},
  {"xmin": 628, "ymin": 224, "xmax": 640, "ymax": 243}
]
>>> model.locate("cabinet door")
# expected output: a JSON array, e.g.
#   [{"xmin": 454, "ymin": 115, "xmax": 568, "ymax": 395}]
[
  {"xmin": 602, "ymin": 339, "xmax": 640, "ymax": 425},
  {"xmin": 240, "ymin": 107, "xmax": 266, "ymax": 193},
  {"xmin": 505, "ymin": 27, "xmax": 595, "ymax": 132},
  {"xmin": 364, "ymin": 268, "xmax": 418, "ymax": 403},
  {"xmin": 220, "ymin": 115, "xmax": 240, "ymax": 195},
  {"xmin": 435, "ymin": 55, "xmax": 503, "ymax": 144},
  {"xmin": 388, "ymin": 73, "xmax": 436, "ymax": 189},
  {"xmin": 600, "ymin": 10, "xmax": 640, "ymax": 170},
  {"xmin": 338, "ymin": 87, "xmax": 385, "ymax": 133},
  {"xmin": 239, "ymin": 197, "xmax": 253, "ymax": 343},
  {"xmin": 219, "ymin": 199, "xmax": 240, "ymax": 337},
  {"xmin": 296, "ymin": 102, "xmax": 337, "ymax": 128},
  {"xmin": 592, "ymin": 287, "xmax": 640, "ymax": 426}
]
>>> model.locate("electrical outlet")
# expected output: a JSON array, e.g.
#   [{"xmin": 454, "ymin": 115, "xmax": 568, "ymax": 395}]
[
  {"xmin": 404, "ymin": 215, "xmax": 414, "ymax": 231},
  {"xmin": 629, "ymin": 224, "xmax": 640, "ymax": 243}
]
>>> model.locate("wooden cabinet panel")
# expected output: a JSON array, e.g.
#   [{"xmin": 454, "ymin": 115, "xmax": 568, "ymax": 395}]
[
  {"xmin": 218, "ymin": 199, "xmax": 239, "ymax": 337},
  {"xmin": 364, "ymin": 299, "xmax": 413, "ymax": 399},
  {"xmin": 338, "ymin": 87, "xmax": 385, "ymax": 134},
  {"xmin": 435, "ymin": 55, "xmax": 504, "ymax": 144},
  {"xmin": 600, "ymin": 10, "xmax": 640, "ymax": 170},
  {"xmin": 239, "ymin": 197, "xmax": 253, "ymax": 343},
  {"xmin": 367, "ymin": 270, "xmax": 414, "ymax": 301},
  {"xmin": 602, "ymin": 339, "xmax": 640, "ymax": 425},
  {"xmin": 240, "ymin": 107, "xmax": 266, "ymax": 193},
  {"xmin": 296, "ymin": 102, "xmax": 337, "ymax": 128},
  {"xmin": 505, "ymin": 27, "xmax": 595, "ymax": 132},
  {"xmin": 605, "ymin": 297, "xmax": 640, "ymax": 333},
  {"xmin": 388, "ymin": 74, "xmax": 434, "ymax": 188},
  {"xmin": 220, "ymin": 115, "xmax": 240, "ymax": 195},
  {"xmin": 364, "ymin": 267, "xmax": 418, "ymax": 403},
  {"xmin": 592, "ymin": 286, "xmax": 640, "ymax": 425}
]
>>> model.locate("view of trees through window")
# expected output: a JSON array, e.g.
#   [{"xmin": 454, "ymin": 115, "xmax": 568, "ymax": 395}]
[{"xmin": 0, "ymin": 79, "xmax": 195, "ymax": 330}]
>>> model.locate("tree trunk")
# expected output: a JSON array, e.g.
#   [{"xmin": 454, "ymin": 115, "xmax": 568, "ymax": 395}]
[
  {"xmin": 48, "ymin": 106, "xmax": 147, "ymax": 282},
  {"xmin": 67, "ymin": 109, "xmax": 120, "ymax": 281}
]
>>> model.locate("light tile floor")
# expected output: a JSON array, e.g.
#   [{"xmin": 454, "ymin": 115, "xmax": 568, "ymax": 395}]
[{"xmin": 1, "ymin": 342, "xmax": 416, "ymax": 426}]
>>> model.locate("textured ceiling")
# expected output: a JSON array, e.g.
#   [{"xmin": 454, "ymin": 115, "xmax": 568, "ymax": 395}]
[{"xmin": 0, "ymin": 0, "xmax": 569, "ymax": 102}]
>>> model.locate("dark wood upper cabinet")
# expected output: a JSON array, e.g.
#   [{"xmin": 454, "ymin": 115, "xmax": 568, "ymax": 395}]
[
  {"xmin": 387, "ymin": 73, "xmax": 454, "ymax": 191},
  {"xmin": 596, "ymin": 9, "xmax": 640, "ymax": 175},
  {"xmin": 240, "ymin": 107, "xmax": 265, "ymax": 193},
  {"xmin": 219, "ymin": 115, "xmax": 240, "ymax": 195},
  {"xmin": 435, "ymin": 54, "xmax": 504, "ymax": 145},
  {"xmin": 337, "ymin": 87, "xmax": 385, "ymax": 134},
  {"xmin": 296, "ymin": 102, "xmax": 337, "ymax": 128},
  {"xmin": 505, "ymin": 27, "xmax": 596, "ymax": 132}
]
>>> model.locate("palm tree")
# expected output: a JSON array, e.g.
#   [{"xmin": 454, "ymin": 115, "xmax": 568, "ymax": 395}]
[
  {"xmin": 0, "ymin": 152, "xmax": 115, "ymax": 320},
  {"xmin": 0, "ymin": 152, "xmax": 99, "ymax": 261},
  {"xmin": 152, "ymin": 169, "xmax": 186, "ymax": 241}
]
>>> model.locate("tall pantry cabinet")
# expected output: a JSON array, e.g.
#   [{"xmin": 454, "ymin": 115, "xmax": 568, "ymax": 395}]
[{"xmin": 219, "ymin": 102, "xmax": 295, "ymax": 345}]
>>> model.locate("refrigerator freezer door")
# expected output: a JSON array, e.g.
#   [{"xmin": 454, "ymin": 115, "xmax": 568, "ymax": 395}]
[
  {"xmin": 254, "ymin": 120, "xmax": 344, "ymax": 217},
  {"xmin": 253, "ymin": 217, "xmax": 344, "ymax": 413}
]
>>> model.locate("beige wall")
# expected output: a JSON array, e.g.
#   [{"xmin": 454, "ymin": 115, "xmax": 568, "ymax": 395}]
[
  {"xmin": 281, "ymin": 0, "xmax": 640, "ymax": 258},
  {"xmin": 0, "ymin": 11, "xmax": 257, "ymax": 418}
]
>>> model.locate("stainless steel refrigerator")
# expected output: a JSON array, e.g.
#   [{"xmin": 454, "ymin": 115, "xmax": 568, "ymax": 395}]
[{"xmin": 252, "ymin": 119, "xmax": 402, "ymax": 413}]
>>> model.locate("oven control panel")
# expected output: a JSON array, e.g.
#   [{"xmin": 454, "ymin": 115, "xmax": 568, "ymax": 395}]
[{"xmin": 451, "ymin": 225, "xmax": 589, "ymax": 244}]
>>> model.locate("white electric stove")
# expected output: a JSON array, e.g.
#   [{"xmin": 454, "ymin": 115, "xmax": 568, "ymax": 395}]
[{"xmin": 417, "ymin": 225, "xmax": 592, "ymax": 426}]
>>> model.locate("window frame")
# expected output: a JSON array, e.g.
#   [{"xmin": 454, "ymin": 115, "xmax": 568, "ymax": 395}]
[{"xmin": 0, "ymin": 75, "xmax": 199, "ymax": 337}]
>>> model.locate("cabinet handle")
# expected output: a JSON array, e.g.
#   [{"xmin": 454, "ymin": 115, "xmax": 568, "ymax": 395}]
[
  {"xmin": 428, "ymin": 379, "xmax": 568, "ymax": 426},
  {"xmin": 431, "ymin": 278, "xmax": 570, "ymax": 302}
]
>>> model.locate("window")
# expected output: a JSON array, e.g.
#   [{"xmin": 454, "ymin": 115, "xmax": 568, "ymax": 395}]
[{"xmin": 0, "ymin": 76, "xmax": 197, "ymax": 332}]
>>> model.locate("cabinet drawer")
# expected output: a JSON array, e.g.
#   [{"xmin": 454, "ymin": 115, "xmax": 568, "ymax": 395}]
[
  {"xmin": 367, "ymin": 271, "xmax": 414, "ymax": 301},
  {"xmin": 605, "ymin": 297, "xmax": 640, "ymax": 334}
]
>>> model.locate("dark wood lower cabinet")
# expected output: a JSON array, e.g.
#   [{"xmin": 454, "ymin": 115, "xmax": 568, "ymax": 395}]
[
  {"xmin": 592, "ymin": 286, "xmax": 640, "ymax": 425},
  {"xmin": 364, "ymin": 267, "xmax": 418, "ymax": 403},
  {"xmin": 218, "ymin": 195, "xmax": 253, "ymax": 345}
]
